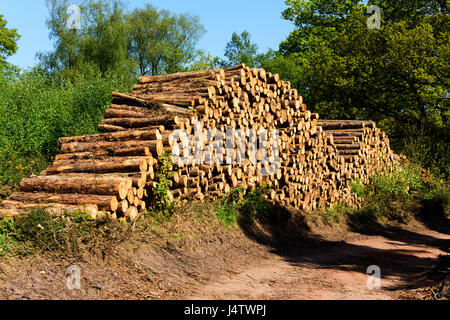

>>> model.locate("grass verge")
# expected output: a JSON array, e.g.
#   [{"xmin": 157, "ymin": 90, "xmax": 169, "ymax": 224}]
[{"xmin": 317, "ymin": 163, "xmax": 449, "ymax": 226}]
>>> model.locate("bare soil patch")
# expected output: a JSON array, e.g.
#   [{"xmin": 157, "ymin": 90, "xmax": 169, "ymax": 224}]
[{"xmin": 0, "ymin": 205, "xmax": 448, "ymax": 300}]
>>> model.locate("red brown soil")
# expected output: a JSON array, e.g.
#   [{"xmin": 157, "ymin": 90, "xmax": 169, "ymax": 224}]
[{"xmin": 0, "ymin": 208, "xmax": 448, "ymax": 300}]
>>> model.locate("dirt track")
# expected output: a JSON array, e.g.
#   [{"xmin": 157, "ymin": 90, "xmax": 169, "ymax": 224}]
[
  {"xmin": 0, "ymin": 212, "xmax": 448, "ymax": 300},
  {"xmin": 187, "ymin": 228, "xmax": 450, "ymax": 300}
]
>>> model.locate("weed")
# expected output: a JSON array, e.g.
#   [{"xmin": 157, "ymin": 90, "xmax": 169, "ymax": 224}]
[
  {"xmin": 215, "ymin": 184, "xmax": 274, "ymax": 227},
  {"xmin": 0, "ymin": 207, "xmax": 104, "ymax": 258},
  {"xmin": 151, "ymin": 152, "xmax": 176, "ymax": 215},
  {"xmin": 319, "ymin": 202, "xmax": 351, "ymax": 225},
  {"xmin": 0, "ymin": 217, "xmax": 15, "ymax": 257},
  {"xmin": 332, "ymin": 164, "xmax": 449, "ymax": 223}
]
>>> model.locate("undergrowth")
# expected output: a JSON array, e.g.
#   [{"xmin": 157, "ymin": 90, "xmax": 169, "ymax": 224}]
[
  {"xmin": 215, "ymin": 184, "xmax": 274, "ymax": 228},
  {"xmin": 2, "ymin": 163, "xmax": 447, "ymax": 259},
  {"xmin": 0, "ymin": 207, "xmax": 133, "ymax": 258},
  {"xmin": 150, "ymin": 152, "xmax": 176, "ymax": 215},
  {"xmin": 319, "ymin": 164, "xmax": 449, "ymax": 225},
  {"xmin": 0, "ymin": 69, "xmax": 133, "ymax": 186}
]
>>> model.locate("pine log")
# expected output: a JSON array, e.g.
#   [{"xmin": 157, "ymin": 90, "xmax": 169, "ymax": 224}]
[
  {"xmin": 19, "ymin": 177, "xmax": 130, "ymax": 200},
  {"xmin": 9, "ymin": 192, "xmax": 119, "ymax": 212}
]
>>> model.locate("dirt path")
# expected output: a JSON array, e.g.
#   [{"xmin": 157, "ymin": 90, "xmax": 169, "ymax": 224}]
[
  {"xmin": 0, "ymin": 213, "xmax": 448, "ymax": 300},
  {"xmin": 187, "ymin": 227, "xmax": 450, "ymax": 300}
]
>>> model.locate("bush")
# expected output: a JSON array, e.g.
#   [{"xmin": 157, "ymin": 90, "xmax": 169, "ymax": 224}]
[
  {"xmin": 0, "ymin": 68, "xmax": 134, "ymax": 185},
  {"xmin": 349, "ymin": 164, "xmax": 449, "ymax": 222},
  {"xmin": 319, "ymin": 202, "xmax": 351, "ymax": 225},
  {"xmin": 214, "ymin": 187, "xmax": 244, "ymax": 228},
  {"xmin": 0, "ymin": 207, "xmax": 98, "ymax": 257},
  {"xmin": 150, "ymin": 152, "xmax": 176, "ymax": 214},
  {"xmin": 391, "ymin": 124, "xmax": 450, "ymax": 179},
  {"xmin": 215, "ymin": 184, "xmax": 274, "ymax": 227},
  {"xmin": 0, "ymin": 217, "xmax": 15, "ymax": 257}
]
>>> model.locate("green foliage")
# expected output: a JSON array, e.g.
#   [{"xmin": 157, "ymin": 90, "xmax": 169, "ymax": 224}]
[
  {"xmin": 400, "ymin": 127, "xmax": 450, "ymax": 178},
  {"xmin": 348, "ymin": 164, "xmax": 449, "ymax": 222},
  {"xmin": 0, "ymin": 145, "xmax": 47, "ymax": 186},
  {"xmin": 349, "ymin": 179, "xmax": 365, "ymax": 198},
  {"xmin": 184, "ymin": 51, "xmax": 222, "ymax": 72},
  {"xmin": 39, "ymin": 0, "xmax": 137, "ymax": 81},
  {"xmin": 0, "ymin": 14, "xmax": 20, "ymax": 64},
  {"xmin": 0, "ymin": 217, "xmax": 15, "ymax": 257},
  {"xmin": 215, "ymin": 184, "xmax": 274, "ymax": 227},
  {"xmin": 0, "ymin": 68, "xmax": 132, "ymax": 185},
  {"xmin": 259, "ymin": 50, "xmax": 305, "ymax": 90},
  {"xmin": 128, "ymin": 4, "xmax": 206, "ymax": 75},
  {"xmin": 370, "ymin": 167, "xmax": 423, "ymax": 202},
  {"xmin": 222, "ymin": 31, "xmax": 260, "ymax": 68},
  {"xmin": 39, "ymin": 0, "xmax": 205, "ymax": 78},
  {"xmin": 151, "ymin": 152, "xmax": 176, "ymax": 214},
  {"xmin": 214, "ymin": 186, "xmax": 244, "ymax": 228},
  {"xmin": 280, "ymin": 0, "xmax": 449, "ymax": 176},
  {"xmin": 320, "ymin": 201, "xmax": 351, "ymax": 225},
  {"xmin": 214, "ymin": 203, "xmax": 237, "ymax": 229},
  {"xmin": 318, "ymin": 163, "xmax": 449, "ymax": 224},
  {"xmin": 238, "ymin": 184, "xmax": 274, "ymax": 220},
  {"xmin": 0, "ymin": 207, "xmax": 97, "ymax": 257}
]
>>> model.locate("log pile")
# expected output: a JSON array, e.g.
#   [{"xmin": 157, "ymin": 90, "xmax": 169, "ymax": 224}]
[
  {"xmin": 318, "ymin": 120, "xmax": 398, "ymax": 184},
  {"xmin": 0, "ymin": 64, "xmax": 400, "ymax": 219},
  {"xmin": 0, "ymin": 127, "xmax": 162, "ymax": 219}
]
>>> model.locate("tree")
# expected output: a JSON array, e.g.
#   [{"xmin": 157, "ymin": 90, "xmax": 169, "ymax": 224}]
[
  {"xmin": 38, "ymin": 0, "xmax": 136, "ymax": 81},
  {"xmin": 280, "ymin": 0, "xmax": 449, "ymax": 173},
  {"xmin": 127, "ymin": 4, "xmax": 205, "ymax": 76},
  {"xmin": 0, "ymin": 14, "xmax": 20, "ymax": 68},
  {"xmin": 184, "ymin": 50, "xmax": 222, "ymax": 72},
  {"xmin": 223, "ymin": 31, "xmax": 260, "ymax": 68},
  {"xmin": 259, "ymin": 50, "xmax": 305, "ymax": 90}
]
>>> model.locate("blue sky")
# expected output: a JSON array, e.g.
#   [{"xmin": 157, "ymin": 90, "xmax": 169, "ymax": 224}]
[{"xmin": 0, "ymin": 0, "xmax": 295, "ymax": 69}]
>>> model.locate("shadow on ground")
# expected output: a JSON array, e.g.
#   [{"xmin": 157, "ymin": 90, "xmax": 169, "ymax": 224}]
[{"xmin": 237, "ymin": 203, "xmax": 450, "ymax": 292}]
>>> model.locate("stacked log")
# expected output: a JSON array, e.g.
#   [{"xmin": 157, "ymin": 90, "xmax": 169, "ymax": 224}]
[
  {"xmin": 125, "ymin": 65, "xmax": 368, "ymax": 210},
  {"xmin": 0, "ymin": 64, "xmax": 400, "ymax": 219},
  {"xmin": 2, "ymin": 128, "xmax": 162, "ymax": 219}
]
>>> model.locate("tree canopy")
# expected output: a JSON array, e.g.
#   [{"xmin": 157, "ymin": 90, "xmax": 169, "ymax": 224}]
[
  {"xmin": 276, "ymin": 0, "xmax": 449, "ymax": 173},
  {"xmin": 222, "ymin": 31, "xmax": 259, "ymax": 67},
  {"xmin": 37, "ymin": 0, "xmax": 206, "ymax": 80},
  {"xmin": 127, "ymin": 4, "xmax": 205, "ymax": 75},
  {"xmin": 0, "ymin": 14, "xmax": 20, "ymax": 68}
]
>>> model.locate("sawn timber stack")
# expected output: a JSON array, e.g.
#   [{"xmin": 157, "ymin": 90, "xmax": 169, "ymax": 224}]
[{"xmin": 0, "ymin": 64, "xmax": 400, "ymax": 219}]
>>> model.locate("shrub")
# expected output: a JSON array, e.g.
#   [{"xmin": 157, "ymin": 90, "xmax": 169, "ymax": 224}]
[
  {"xmin": 215, "ymin": 184, "xmax": 274, "ymax": 227},
  {"xmin": 348, "ymin": 164, "xmax": 449, "ymax": 222},
  {"xmin": 0, "ymin": 68, "xmax": 134, "ymax": 185},
  {"xmin": 150, "ymin": 152, "xmax": 176, "ymax": 214},
  {"xmin": 0, "ymin": 207, "xmax": 99, "ymax": 257},
  {"xmin": 214, "ymin": 187, "xmax": 244, "ymax": 228},
  {"xmin": 0, "ymin": 217, "xmax": 15, "ymax": 257}
]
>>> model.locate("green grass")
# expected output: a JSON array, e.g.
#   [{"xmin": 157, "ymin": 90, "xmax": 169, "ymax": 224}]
[
  {"xmin": 321, "ymin": 164, "xmax": 449, "ymax": 224},
  {"xmin": 214, "ymin": 184, "xmax": 274, "ymax": 228},
  {"xmin": 0, "ymin": 207, "xmax": 132, "ymax": 258}
]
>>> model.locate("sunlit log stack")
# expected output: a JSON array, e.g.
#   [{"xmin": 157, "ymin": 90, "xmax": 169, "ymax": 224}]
[
  {"xmin": 121, "ymin": 64, "xmax": 369, "ymax": 210},
  {"xmin": 318, "ymin": 120, "xmax": 398, "ymax": 184},
  {"xmin": 0, "ymin": 126, "xmax": 165, "ymax": 220},
  {"xmin": 0, "ymin": 64, "xmax": 400, "ymax": 219}
]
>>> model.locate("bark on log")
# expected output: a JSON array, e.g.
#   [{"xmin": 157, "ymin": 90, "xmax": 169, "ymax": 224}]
[{"xmin": 9, "ymin": 192, "xmax": 119, "ymax": 212}]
